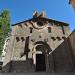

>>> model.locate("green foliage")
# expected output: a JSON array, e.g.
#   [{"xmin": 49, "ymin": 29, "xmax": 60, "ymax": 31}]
[
  {"xmin": 0, "ymin": 9, "xmax": 10, "ymax": 56},
  {"xmin": 0, "ymin": 16, "xmax": 2, "ymax": 29}
]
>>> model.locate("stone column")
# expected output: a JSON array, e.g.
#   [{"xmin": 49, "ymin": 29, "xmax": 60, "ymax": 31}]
[
  {"xmin": 48, "ymin": 53, "xmax": 54, "ymax": 72},
  {"xmin": 45, "ymin": 54, "xmax": 49, "ymax": 72}
]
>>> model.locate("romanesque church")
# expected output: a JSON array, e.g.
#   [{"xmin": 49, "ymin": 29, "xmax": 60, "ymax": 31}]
[{"xmin": 1, "ymin": 11, "xmax": 75, "ymax": 73}]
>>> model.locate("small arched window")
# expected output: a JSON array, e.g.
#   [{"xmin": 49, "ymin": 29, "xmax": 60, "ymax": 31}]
[
  {"xmin": 21, "ymin": 37, "xmax": 25, "ymax": 42},
  {"xmin": 16, "ymin": 37, "xmax": 20, "ymax": 42},
  {"xmin": 62, "ymin": 37, "xmax": 66, "ymax": 40},
  {"xmin": 51, "ymin": 37, "xmax": 56, "ymax": 41},
  {"xmin": 30, "ymin": 27, "xmax": 33, "ymax": 33},
  {"xmin": 56, "ymin": 37, "xmax": 61, "ymax": 41}
]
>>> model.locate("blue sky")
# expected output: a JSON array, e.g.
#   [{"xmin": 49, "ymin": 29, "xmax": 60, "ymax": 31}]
[{"xmin": 0, "ymin": 0, "xmax": 75, "ymax": 31}]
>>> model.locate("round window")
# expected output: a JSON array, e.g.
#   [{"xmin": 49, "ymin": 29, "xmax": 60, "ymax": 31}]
[{"xmin": 37, "ymin": 21, "xmax": 44, "ymax": 26}]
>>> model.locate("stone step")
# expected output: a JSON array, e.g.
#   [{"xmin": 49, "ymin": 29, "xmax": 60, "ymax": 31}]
[{"xmin": 0, "ymin": 72, "xmax": 75, "ymax": 75}]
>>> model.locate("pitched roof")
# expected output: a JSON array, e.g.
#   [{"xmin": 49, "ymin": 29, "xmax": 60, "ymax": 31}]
[{"xmin": 12, "ymin": 17, "xmax": 69, "ymax": 26}]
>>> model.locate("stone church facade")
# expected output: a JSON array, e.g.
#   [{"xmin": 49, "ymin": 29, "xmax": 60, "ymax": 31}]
[{"xmin": 1, "ymin": 11, "xmax": 75, "ymax": 73}]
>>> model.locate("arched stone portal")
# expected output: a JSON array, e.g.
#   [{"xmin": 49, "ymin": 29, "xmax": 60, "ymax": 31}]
[{"xmin": 32, "ymin": 41, "xmax": 52, "ymax": 72}]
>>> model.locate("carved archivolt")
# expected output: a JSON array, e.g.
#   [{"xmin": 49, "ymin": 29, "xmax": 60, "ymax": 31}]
[{"xmin": 32, "ymin": 41, "xmax": 52, "ymax": 54}]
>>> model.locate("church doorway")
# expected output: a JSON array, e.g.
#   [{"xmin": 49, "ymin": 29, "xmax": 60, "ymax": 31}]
[{"xmin": 36, "ymin": 54, "xmax": 46, "ymax": 72}]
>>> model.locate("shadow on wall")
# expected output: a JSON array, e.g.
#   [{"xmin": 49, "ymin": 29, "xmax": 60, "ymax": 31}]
[{"xmin": 2, "ymin": 59, "xmax": 35, "ymax": 73}]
